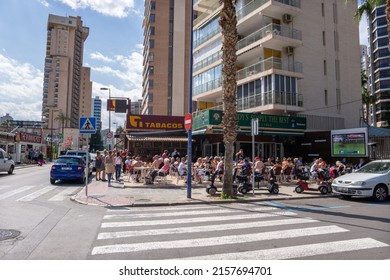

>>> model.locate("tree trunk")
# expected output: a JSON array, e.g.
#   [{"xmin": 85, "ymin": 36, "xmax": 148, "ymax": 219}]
[{"xmin": 220, "ymin": 0, "xmax": 238, "ymax": 197}]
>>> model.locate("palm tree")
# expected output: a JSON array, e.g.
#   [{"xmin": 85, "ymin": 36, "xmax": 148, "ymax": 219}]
[
  {"xmin": 54, "ymin": 111, "xmax": 71, "ymax": 140},
  {"xmin": 219, "ymin": 0, "xmax": 238, "ymax": 197},
  {"xmin": 361, "ymin": 70, "xmax": 376, "ymax": 123}
]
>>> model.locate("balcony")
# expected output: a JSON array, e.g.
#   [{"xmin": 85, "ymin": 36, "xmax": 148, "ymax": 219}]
[
  {"xmin": 236, "ymin": 57, "xmax": 303, "ymax": 80},
  {"xmin": 237, "ymin": 91, "xmax": 304, "ymax": 114}
]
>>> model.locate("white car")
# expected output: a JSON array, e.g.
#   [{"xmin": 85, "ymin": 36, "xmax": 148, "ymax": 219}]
[
  {"xmin": 0, "ymin": 148, "xmax": 15, "ymax": 174},
  {"xmin": 332, "ymin": 159, "xmax": 390, "ymax": 202}
]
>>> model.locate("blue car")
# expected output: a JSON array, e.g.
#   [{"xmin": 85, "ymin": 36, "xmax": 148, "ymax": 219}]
[{"xmin": 50, "ymin": 155, "xmax": 87, "ymax": 184}]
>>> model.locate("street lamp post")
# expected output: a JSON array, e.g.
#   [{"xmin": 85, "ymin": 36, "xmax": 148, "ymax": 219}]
[{"xmin": 100, "ymin": 87, "xmax": 111, "ymax": 150}]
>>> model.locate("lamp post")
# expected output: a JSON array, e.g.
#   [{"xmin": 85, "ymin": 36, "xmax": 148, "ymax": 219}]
[{"xmin": 100, "ymin": 87, "xmax": 111, "ymax": 150}]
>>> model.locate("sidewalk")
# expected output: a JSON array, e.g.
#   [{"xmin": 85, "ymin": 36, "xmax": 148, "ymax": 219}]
[{"xmin": 72, "ymin": 175, "xmax": 334, "ymax": 207}]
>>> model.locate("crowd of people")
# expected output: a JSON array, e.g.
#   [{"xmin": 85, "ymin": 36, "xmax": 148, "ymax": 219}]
[{"xmin": 93, "ymin": 147, "xmax": 368, "ymax": 187}]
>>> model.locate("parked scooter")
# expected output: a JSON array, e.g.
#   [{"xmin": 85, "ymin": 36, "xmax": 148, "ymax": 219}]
[
  {"xmin": 294, "ymin": 169, "xmax": 332, "ymax": 194},
  {"xmin": 236, "ymin": 170, "xmax": 279, "ymax": 195}
]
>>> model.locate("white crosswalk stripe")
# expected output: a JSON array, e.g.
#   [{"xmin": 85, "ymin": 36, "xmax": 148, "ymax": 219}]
[
  {"xmin": 0, "ymin": 185, "xmax": 36, "ymax": 201},
  {"xmin": 48, "ymin": 187, "xmax": 80, "ymax": 201},
  {"xmin": 0, "ymin": 184, "xmax": 81, "ymax": 202},
  {"xmin": 92, "ymin": 204, "xmax": 390, "ymax": 259},
  {"xmin": 17, "ymin": 185, "xmax": 57, "ymax": 202},
  {"xmin": 179, "ymin": 238, "xmax": 389, "ymax": 260}
]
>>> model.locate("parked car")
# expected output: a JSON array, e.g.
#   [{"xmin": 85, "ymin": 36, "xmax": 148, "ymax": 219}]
[
  {"xmin": 65, "ymin": 150, "xmax": 92, "ymax": 175},
  {"xmin": 90, "ymin": 152, "xmax": 97, "ymax": 171},
  {"xmin": 50, "ymin": 155, "xmax": 87, "ymax": 184},
  {"xmin": 332, "ymin": 159, "xmax": 390, "ymax": 201},
  {"xmin": 0, "ymin": 148, "xmax": 15, "ymax": 175}
]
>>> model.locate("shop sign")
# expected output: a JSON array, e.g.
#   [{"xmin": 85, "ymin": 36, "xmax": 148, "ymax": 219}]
[
  {"xmin": 126, "ymin": 114, "xmax": 184, "ymax": 130},
  {"xmin": 16, "ymin": 132, "xmax": 42, "ymax": 144},
  {"xmin": 193, "ymin": 110, "xmax": 306, "ymax": 131}
]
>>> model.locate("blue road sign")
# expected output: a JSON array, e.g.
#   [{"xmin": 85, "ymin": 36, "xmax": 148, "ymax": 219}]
[{"xmin": 79, "ymin": 117, "xmax": 97, "ymax": 134}]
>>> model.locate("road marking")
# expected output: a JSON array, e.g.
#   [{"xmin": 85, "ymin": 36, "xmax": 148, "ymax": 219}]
[
  {"xmin": 103, "ymin": 207, "xmax": 278, "ymax": 219},
  {"xmin": 48, "ymin": 187, "xmax": 79, "ymax": 201},
  {"xmin": 0, "ymin": 185, "xmax": 36, "ymax": 201},
  {"xmin": 101, "ymin": 211, "xmax": 297, "ymax": 228},
  {"xmin": 0, "ymin": 185, "xmax": 14, "ymax": 190},
  {"xmin": 263, "ymin": 201, "xmax": 350, "ymax": 211},
  {"xmin": 97, "ymin": 217, "xmax": 319, "ymax": 240},
  {"xmin": 17, "ymin": 185, "xmax": 57, "ymax": 202},
  {"xmin": 91, "ymin": 225, "xmax": 348, "ymax": 255},
  {"xmin": 180, "ymin": 238, "xmax": 389, "ymax": 260}
]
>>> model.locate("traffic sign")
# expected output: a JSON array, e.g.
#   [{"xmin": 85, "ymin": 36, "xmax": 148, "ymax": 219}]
[
  {"xmin": 79, "ymin": 117, "xmax": 96, "ymax": 134},
  {"xmin": 184, "ymin": 113, "xmax": 192, "ymax": 131},
  {"xmin": 106, "ymin": 131, "xmax": 113, "ymax": 138}
]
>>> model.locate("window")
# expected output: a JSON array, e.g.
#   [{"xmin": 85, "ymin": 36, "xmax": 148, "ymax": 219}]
[
  {"xmin": 148, "ymin": 93, "xmax": 153, "ymax": 102},
  {"xmin": 149, "ymin": 66, "xmax": 154, "ymax": 75},
  {"xmin": 336, "ymin": 89, "xmax": 341, "ymax": 111},
  {"xmin": 324, "ymin": 90, "xmax": 328, "ymax": 106},
  {"xmin": 150, "ymin": 1, "xmax": 156, "ymax": 10},
  {"xmin": 322, "ymin": 31, "xmax": 326, "ymax": 46},
  {"xmin": 148, "ymin": 80, "xmax": 154, "ymax": 89},
  {"xmin": 323, "ymin": 60, "xmax": 327, "ymax": 75},
  {"xmin": 149, "ymin": 39, "xmax": 154, "ymax": 49},
  {"xmin": 334, "ymin": 31, "xmax": 339, "ymax": 51},
  {"xmin": 148, "ymin": 52, "xmax": 154, "ymax": 61},
  {"xmin": 335, "ymin": 59, "xmax": 340, "ymax": 81},
  {"xmin": 150, "ymin": 26, "xmax": 155, "ymax": 36},
  {"xmin": 321, "ymin": 2, "xmax": 325, "ymax": 17},
  {"xmin": 150, "ymin": 14, "xmax": 155, "ymax": 23}
]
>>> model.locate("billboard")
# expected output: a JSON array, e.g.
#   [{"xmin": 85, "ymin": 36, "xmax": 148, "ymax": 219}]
[
  {"xmin": 107, "ymin": 99, "xmax": 127, "ymax": 113},
  {"xmin": 331, "ymin": 128, "xmax": 368, "ymax": 157},
  {"xmin": 126, "ymin": 114, "xmax": 184, "ymax": 131}
]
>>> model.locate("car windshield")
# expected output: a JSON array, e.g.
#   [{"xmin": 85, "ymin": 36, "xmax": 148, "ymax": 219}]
[
  {"xmin": 56, "ymin": 157, "xmax": 83, "ymax": 164},
  {"xmin": 356, "ymin": 162, "xmax": 390, "ymax": 174}
]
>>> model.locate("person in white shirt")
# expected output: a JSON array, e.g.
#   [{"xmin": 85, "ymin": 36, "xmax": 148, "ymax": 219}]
[{"xmin": 178, "ymin": 157, "xmax": 187, "ymax": 176}]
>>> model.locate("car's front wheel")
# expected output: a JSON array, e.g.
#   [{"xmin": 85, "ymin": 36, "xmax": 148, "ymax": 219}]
[
  {"xmin": 8, "ymin": 165, "xmax": 14, "ymax": 174},
  {"xmin": 372, "ymin": 184, "xmax": 388, "ymax": 202}
]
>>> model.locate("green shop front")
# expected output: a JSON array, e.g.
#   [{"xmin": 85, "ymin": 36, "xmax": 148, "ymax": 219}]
[{"xmin": 192, "ymin": 110, "xmax": 306, "ymax": 161}]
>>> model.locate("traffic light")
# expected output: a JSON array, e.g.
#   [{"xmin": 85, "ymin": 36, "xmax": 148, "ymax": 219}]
[{"xmin": 107, "ymin": 99, "xmax": 127, "ymax": 113}]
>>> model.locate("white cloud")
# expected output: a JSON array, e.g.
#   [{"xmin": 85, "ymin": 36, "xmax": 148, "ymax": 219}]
[
  {"xmin": 91, "ymin": 50, "xmax": 143, "ymax": 89},
  {"xmin": 90, "ymin": 51, "xmax": 114, "ymax": 62},
  {"xmin": 56, "ymin": 0, "xmax": 136, "ymax": 18},
  {"xmin": 0, "ymin": 54, "xmax": 43, "ymax": 121},
  {"xmin": 37, "ymin": 0, "xmax": 50, "ymax": 7}
]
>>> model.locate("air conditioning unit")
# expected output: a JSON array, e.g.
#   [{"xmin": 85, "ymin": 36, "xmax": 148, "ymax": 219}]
[
  {"xmin": 286, "ymin": 46, "xmax": 294, "ymax": 55},
  {"xmin": 283, "ymin": 13, "xmax": 292, "ymax": 23}
]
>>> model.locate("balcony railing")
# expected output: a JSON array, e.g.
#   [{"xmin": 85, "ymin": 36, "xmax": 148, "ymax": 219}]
[
  {"xmin": 194, "ymin": 26, "xmax": 221, "ymax": 49},
  {"xmin": 237, "ymin": 23, "xmax": 301, "ymax": 50},
  {"xmin": 237, "ymin": 0, "xmax": 301, "ymax": 21},
  {"xmin": 194, "ymin": 57, "xmax": 302, "ymax": 96},
  {"xmin": 237, "ymin": 91, "xmax": 303, "ymax": 111},
  {"xmin": 193, "ymin": 51, "xmax": 222, "ymax": 73},
  {"xmin": 193, "ymin": 77, "xmax": 222, "ymax": 96},
  {"xmin": 236, "ymin": 57, "xmax": 302, "ymax": 80}
]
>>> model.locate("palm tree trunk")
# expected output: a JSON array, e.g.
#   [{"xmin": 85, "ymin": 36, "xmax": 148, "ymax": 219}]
[{"xmin": 220, "ymin": 0, "xmax": 238, "ymax": 197}]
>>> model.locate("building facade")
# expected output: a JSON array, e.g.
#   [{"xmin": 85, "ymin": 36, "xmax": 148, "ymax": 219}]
[
  {"xmin": 142, "ymin": 0, "xmax": 192, "ymax": 116},
  {"xmin": 93, "ymin": 96, "xmax": 102, "ymax": 131},
  {"xmin": 193, "ymin": 0, "xmax": 361, "ymax": 130},
  {"xmin": 368, "ymin": 3, "xmax": 390, "ymax": 127},
  {"xmin": 41, "ymin": 14, "xmax": 92, "ymax": 134}
]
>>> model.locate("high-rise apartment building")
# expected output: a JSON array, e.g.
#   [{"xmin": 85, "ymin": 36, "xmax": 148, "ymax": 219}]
[
  {"xmin": 41, "ymin": 14, "xmax": 92, "ymax": 132},
  {"xmin": 367, "ymin": 3, "xmax": 390, "ymax": 127},
  {"xmin": 142, "ymin": 0, "xmax": 192, "ymax": 116},
  {"xmin": 193, "ymin": 0, "xmax": 361, "ymax": 130},
  {"xmin": 93, "ymin": 96, "xmax": 102, "ymax": 131}
]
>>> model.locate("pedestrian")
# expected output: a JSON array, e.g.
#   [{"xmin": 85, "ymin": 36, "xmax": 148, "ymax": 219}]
[
  {"xmin": 104, "ymin": 150, "xmax": 115, "ymax": 187},
  {"xmin": 101, "ymin": 150, "xmax": 106, "ymax": 181},
  {"xmin": 115, "ymin": 151, "xmax": 123, "ymax": 182},
  {"xmin": 95, "ymin": 150, "xmax": 102, "ymax": 181}
]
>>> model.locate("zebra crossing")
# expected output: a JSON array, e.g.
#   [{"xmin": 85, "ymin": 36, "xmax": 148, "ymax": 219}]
[
  {"xmin": 0, "ymin": 184, "xmax": 82, "ymax": 203},
  {"xmin": 90, "ymin": 203, "xmax": 389, "ymax": 259}
]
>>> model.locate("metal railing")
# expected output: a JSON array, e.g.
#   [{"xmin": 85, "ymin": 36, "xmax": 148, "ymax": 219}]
[{"xmin": 237, "ymin": 0, "xmax": 301, "ymax": 21}]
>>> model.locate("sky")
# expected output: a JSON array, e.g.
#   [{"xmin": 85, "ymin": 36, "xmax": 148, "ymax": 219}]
[
  {"xmin": 0, "ymin": 0, "xmax": 144, "ymax": 130},
  {"xmin": 0, "ymin": 0, "xmax": 369, "ymax": 131}
]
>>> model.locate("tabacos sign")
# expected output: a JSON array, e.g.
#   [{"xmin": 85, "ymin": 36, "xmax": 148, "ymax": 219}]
[{"xmin": 126, "ymin": 114, "xmax": 184, "ymax": 130}]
